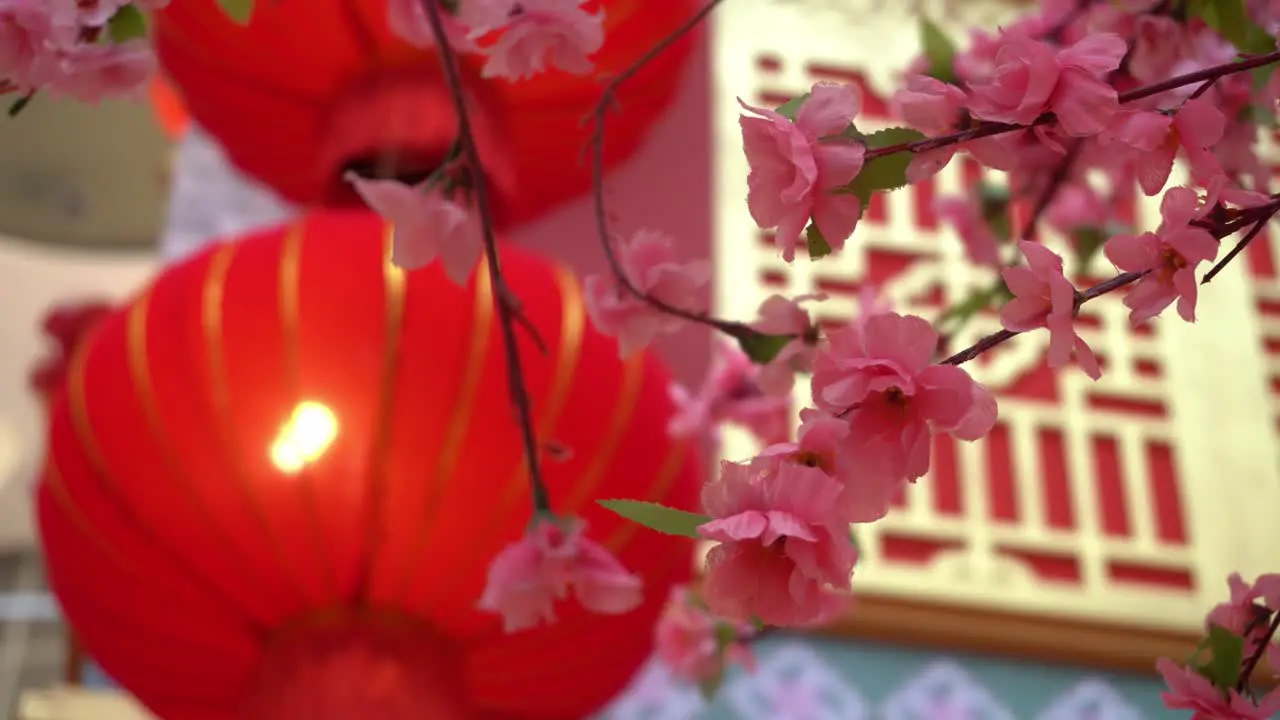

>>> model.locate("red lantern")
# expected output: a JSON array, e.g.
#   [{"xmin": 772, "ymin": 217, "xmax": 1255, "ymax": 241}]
[
  {"xmin": 151, "ymin": 0, "xmax": 699, "ymax": 226},
  {"xmin": 38, "ymin": 210, "xmax": 700, "ymax": 719}
]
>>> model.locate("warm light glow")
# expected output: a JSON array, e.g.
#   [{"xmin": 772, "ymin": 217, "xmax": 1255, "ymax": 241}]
[{"xmin": 269, "ymin": 401, "xmax": 338, "ymax": 474}]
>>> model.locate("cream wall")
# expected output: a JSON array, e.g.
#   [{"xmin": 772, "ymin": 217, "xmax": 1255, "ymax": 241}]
[
  {"xmin": 18, "ymin": 686, "xmax": 154, "ymax": 720},
  {"xmin": 0, "ymin": 240, "xmax": 156, "ymax": 551}
]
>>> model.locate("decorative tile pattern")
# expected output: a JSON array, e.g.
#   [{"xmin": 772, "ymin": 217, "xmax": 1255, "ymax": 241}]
[
  {"xmin": 604, "ymin": 661, "xmax": 705, "ymax": 720},
  {"xmin": 722, "ymin": 642, "xmax": 868, "ymax": 720},
  {"xmin": 880, "ymin": 661, "xmax": 1016, "ymax": 720},
  {"xmin": 1036, "ymin": 679, "xmax": 1145, "ymax": 720}
]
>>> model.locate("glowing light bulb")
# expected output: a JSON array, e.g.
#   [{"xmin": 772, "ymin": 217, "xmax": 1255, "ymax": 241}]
[{"xmin": 269, "ymin": 401, "xmax": 338, "ymax": 474}]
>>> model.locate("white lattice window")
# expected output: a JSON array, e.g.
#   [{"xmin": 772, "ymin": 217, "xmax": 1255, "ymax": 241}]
[{"xmin": 709, "ymin": 0, "xmax": 1280, "ymax": 635}]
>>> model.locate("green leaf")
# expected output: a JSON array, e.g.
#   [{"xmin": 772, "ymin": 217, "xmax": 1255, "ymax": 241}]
[
  {"xmin": 839, "ymin": 122, "xmax": 868, "ymax": 142},
  {"xmin": 597, "ymin": 500, "xmax": 709, "ymax": 539},
  {"xmin": 1071, "ymin": 226, "xmax": 1110, "ymax": 276},
  {"xmin": 937, "ymin": 280, "xmax": 1008, "ymax": 327},
  {"xmin": 919, "ymin": 17, "xmax": 958, "ymax": 84},
  {"xmin": 216, "ymin": 0, "xmax": 255, "ymax": 24},
  {"xmin": 1252, "ymin": 65, "xmax": 1275, "ymax": 94},
  {"xmin": 107, "ymin": 5, "xmax": 147, "ymax": 43},
  {"xmin": 1242, "ymin": 101, "xmax": 1280, "ymax": 129},
  {"xmin": 805, "ymin": 223, "xmax": 833, "ymax": 259},
  {"xmin": 1188, "ymin": 0, "xmax": 1275, "ymax": 54},
  {"xmin": 979, "ymin": 182, "xmax": 1013, "ymax": 244},
  {"xmin": 713, "ymin": 622, "xmax": 740, "ymax": 648},
  {"xmin": 845, "ymin": 127, "xmax": 928, "ymax": 205},
  {"xmin": 737, "ymin": 330, "xmax": 794, "ymax": 364},
  {"xmin": 1186, "ymin": 634, "xmax": 1214, "ymax": 665},
  {"xmin": 775, "ymin": 93, "xmax": 810, "ymax": 121},
  {"xmin": 1198, "ymin": 624, "xmax": 1246, "ymax": 688}
]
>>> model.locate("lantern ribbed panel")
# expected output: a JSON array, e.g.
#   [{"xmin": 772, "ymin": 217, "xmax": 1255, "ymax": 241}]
[{"xmin": 38, "ymin": 210, "xmax": 700, "ymax": 719}]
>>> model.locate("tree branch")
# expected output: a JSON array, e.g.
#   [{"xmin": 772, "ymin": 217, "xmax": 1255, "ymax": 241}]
[
  {"xmin": 587, "ymin": 0, "xmax": 753, "ymax": 341},
  {"xmin": 421, "ymin": 0, "xmax": 551, "ymax": 512}
]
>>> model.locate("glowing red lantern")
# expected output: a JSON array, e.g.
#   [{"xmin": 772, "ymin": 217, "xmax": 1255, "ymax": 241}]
[
  {"xmin": 151, "ymin": 0, "xmax": 699, "ymax": 227},
  {"xmin": 38, "ymin": 210, "xmax": 700, "ymax": 719}
]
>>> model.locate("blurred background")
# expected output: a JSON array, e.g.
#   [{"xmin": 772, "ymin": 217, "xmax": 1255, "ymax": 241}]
[{"xmin": 2, "ymin": 0, "xmax": 1279, "ymax": 718}]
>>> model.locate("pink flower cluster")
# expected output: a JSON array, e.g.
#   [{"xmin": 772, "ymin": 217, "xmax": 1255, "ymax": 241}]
[
  {"xmin": 477, "ymin": 515, "xmax": 643, "ymax": 632},
  {"xmin": 584, "ymin": 229, "xmax": 710, "ymax": 358},
  {"xmin": 1158, "ymin": 573, "xmax": 1280, "ymax": 719},
  {"xmin": 653, "ymin": 586, "xmax": 756, "ymax": 686},
  {"xmin": 388, "ymin": 0, "xmax": 603, "ymax": 81},
  {"xmin": 690, "ymin": 305, "xmax": 996, "ymax": 626},
  {"xmin": 0, "ymin": 0, "xmax": 162, "ymax": 101},
  {"xmin": 889, "ymin": 12, "xmax": 1265, "ymax": 330},
  {"xmin": 582, "ymin": 0, "xmax": 1280, "ymax": 657}
]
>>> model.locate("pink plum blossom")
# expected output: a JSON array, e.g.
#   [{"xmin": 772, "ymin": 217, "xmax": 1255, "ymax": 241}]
[
  {"xmin": 966, "ymin": 32, "xmax": 1126, "ymax": 137},
  {"xmin": 346, "ymin": 173, "xmax": 483, "ymax": 284},
  {"xmin": 1045, "ymin": 184, "xmax": 1108, "ymax": 234},
  {"xmin": 752, "ymin": 294, "xmax": 826, "ymax": 396},
  {"xmin": 1106, "ymin": 97, "xmax": 1226, "ymax": 196},
  {"xmin": 699, "ymin": 459, "xmax": 855, "ymax": 627},
  {"xmin": 1157, "ymin": 658, "xmax": 1280, "ymax": 719},
  {"xmin": 1128, "ymin": 14, "xmax": 1186, "ymax": 82},
  {"xmin": 893, "ymin": 74, "xmax": 967, "ymax": 182},
  {"xmin": 1001, "ymin": 241, "xmax": 1100, "ymax": 379},
  {"xmin": 1250, "ymin": 0, "xmax": 1280, "ymax": 35},
  {"xmin": 852, "ymin": 284, "xmax": 894, "ymax": 335},
  {"xmin": 0, "ymin": 0, "xmax": 163, "ymax": 101},
  {"xmin": 386, "ymin": 0, "xmax": 481, "ymax": 51},
  {"xmin": 653, "ymin": 586, "xmax": 756, "ymax": 684},
  {"xmin": 758, "ymin": 408, "xmax": 899, "ymax": 523},
  {"xmin": 739, "ymin": 81, "xmax": 867, "ymax": 262},
  {"xmin": 583, "ymin": 229, "xmax": 709, "ymax": 358},
  {"xmin": 76, "ymin": 0, "xmax": 169, "ymax": 26},
  {"xmin": 0, "ymin": 0, "xmax": 71, "ymax": 91},
  {"xmin": 1104, "ymin": 186, "xmax": 1218, "ymax": 325},
  {"xmin": 810, "ymin": 312, "xmax": 998, "ymax": 483},
  {"xmin": 460, "ymin": 0, "xmax": 604, "ymax": 81},
  {"xmin": 1201, "ymin": 174, "xmax": 1272, "ymax": 219},
  {"xmin": 935, "ymin": 195, "xmax": 1003, "ymax": 268},
  {"xmin": 1206, "ymin": 573, "xmax": 1279, "ymax": 659},
  {"xmin": 50, "ymin": 39, "xmax": 154, "ymax": 103},
  {"xmin": 668, "ymin": 345, "xmax": 791, "ymax": 446},
  {"xmin": 478, "ymin": 516, "xmax": 642, "ymax": 632}
]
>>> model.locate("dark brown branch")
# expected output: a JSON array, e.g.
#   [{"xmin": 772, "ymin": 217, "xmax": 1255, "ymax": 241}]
[
  {"xmin": 1238, "ymin": 612, "xmax": 1280, "ymax": 693},
  {"xmin": 587, "ymin": 0, "xmax": 755, "ymax": 341},
  {"xmin": 939, "ymin": 272, "xmax": 1144, "ymax": 366},
  {"xmin": 421, "ymin": 0, "xmax": 551, "ymax": 512},
  {"xmin": 942, "ymin": 199, "xmax": 1280, "ymax": 366},
  {"xmin": 1203, "ymin": 206, "xmax": 1280, "ymax": 284}
]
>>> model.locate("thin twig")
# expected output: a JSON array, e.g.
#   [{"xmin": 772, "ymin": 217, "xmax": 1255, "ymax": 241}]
[
  {"xmin": 421, "ymin": 0, "xmax": 551, "ymax": 512},
  {"xmin": 587, "ymin": 0, "xmax": 754, "ymax": 340},
  {"xmin": 941, "ymin": 198, "xmax": 1280, "ymax": 366},
  {"xmin": 1237, "ymin": 612, "xmax": 1280, "ymax": 693},
  {"xmin": 939, "ymin": 272, "xmax": 1144, "ymax": 365},
  {"xmin": 1203, "ymin": 208, "xmax": 1280, "ymax": 284}
]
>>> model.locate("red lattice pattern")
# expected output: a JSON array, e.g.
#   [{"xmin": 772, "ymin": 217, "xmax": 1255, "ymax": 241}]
[{"xmin": 749, "ymin": 53, "xmax": 1194, "ymax": 596}]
